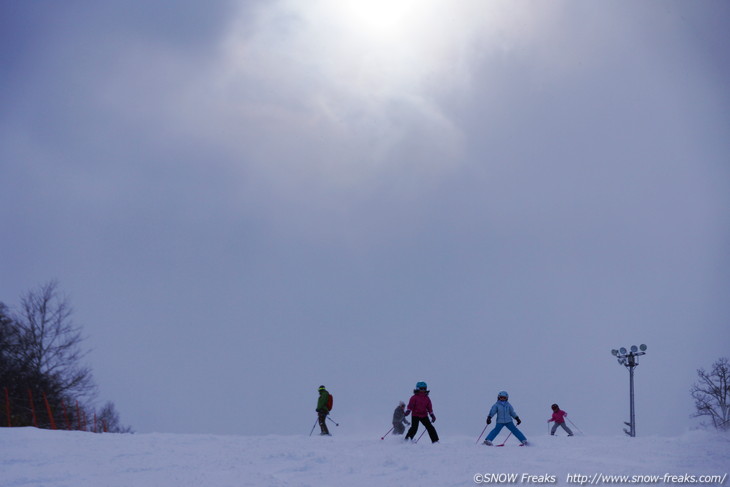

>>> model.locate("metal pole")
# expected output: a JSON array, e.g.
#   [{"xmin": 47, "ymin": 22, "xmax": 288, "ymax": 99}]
[
  {"xmin": 309, "ymin": 418, "xmax": 318, "ymax": 436},
  {"xmin": 629, "ymin": 364, "xmax": 635, "ymax": 437},
  {"xmin": 567, "ymin": 417, "xmax": 584, "ymax": 435},
  {"xmin": 612, "ymin": 344, "xmax": 647, "ymax": 438},
  {"xmin": 496, "ymin": 432, "xmax": 512, "ymax": 447},
  {"xmin": 476, "ymin": 424, "xmax": 488, "ymax": 444}
]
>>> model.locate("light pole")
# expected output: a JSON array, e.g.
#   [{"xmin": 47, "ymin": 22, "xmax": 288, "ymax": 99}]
[{"xmin": 611, "ymin": 344, "xmax": 647, "ymax": 437}]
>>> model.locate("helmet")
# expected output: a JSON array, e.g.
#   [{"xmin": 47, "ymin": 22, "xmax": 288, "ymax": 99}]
[
  {"xmin": 498, "ymin": 390, "xmax": 509, "ymax": 399},
  {"xmin": 318, "ymin": 385, "xmax": 326, "ymax": 391},
  {"xmin": 416, "ymin": 381, "xmax": 428, "ymax": 390}
]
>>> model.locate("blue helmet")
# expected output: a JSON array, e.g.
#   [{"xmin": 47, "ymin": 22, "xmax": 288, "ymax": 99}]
[
  {"xmin": 498, "ymin": 390, "xmax": 509, "ymax": 399},
  {"xmin": 416, "ymin": 381, "xmax": 428, "ymax": 390}
]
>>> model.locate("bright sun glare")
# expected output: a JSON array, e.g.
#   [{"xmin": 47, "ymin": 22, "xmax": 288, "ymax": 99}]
[
  {"xmin": 301, "ymin": 0, "xmax": 452, "ymax": 94},
  {"xmin": 332, "ymin": 0, "xmax": 423, "ymax": 41},
  {"xmin": 220, "ymin": 0, "xmax": 514, "ymax": 174},
  {"xmin": 226, "ymin": 0, "xmax": 511, "ymax": 100}
]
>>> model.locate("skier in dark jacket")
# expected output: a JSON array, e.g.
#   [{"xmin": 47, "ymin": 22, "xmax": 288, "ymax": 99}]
[
  {"xmin": 316, "ymin": 385, "xmax": 331, "ymax": 436},
  {"xmin": 392, "ymin": 401, "xmax": 410, "ymax": 435},
  {"xmin": 404, "ymin": 381, "xmax": 439, "ymax": 443}
]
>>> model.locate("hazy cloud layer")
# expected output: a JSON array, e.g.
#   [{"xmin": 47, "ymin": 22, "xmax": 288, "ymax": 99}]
[{"xmin": 2, "ymin": 0, "xmax": 728, "ymax": 437}]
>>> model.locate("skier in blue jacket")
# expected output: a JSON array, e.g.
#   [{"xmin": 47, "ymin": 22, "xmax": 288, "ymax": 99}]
[{"xmin": 483, "ymin": 390, "xmax": 528, "ymax": 446}]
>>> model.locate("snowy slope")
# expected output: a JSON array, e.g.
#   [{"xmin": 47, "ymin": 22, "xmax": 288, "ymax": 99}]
[{"xmin": 1, "ymin": 427, "xmax": 728, "ymax": 487}]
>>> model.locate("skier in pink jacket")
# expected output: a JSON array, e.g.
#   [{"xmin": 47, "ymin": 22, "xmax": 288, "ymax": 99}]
[
  {"xmin": 404, "ymin": 381, "xmax": 439, "ymax": 443},
  {"xmin": 548, "ymin": 403, "xmax": 573, "ymax": 436}
]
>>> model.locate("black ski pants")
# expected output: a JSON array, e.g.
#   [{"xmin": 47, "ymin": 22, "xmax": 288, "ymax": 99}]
[
  {"xmin": 318, "ymin": 410, "xmax": 330, "ymax": 435},
  {"xmin": 405, "ymin": 416, "xmax": 439, "ymax": 443}
]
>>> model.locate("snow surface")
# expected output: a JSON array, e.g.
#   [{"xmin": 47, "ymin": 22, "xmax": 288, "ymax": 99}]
[{"xmin": 1, "ymin": 427, "xmax": 728, "ymax": 487}]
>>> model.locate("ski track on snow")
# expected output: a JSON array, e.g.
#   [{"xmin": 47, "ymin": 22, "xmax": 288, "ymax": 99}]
[{"xmin": 1, "ymin": 427, "xmax": 728, "ymax": 487}]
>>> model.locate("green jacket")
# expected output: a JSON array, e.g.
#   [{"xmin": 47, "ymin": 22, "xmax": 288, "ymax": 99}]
[{"xmin": 317, "ymin": 390, "xmax": 330, "ymax": 412}]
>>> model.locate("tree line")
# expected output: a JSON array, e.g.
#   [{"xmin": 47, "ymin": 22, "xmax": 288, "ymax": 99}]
[
  {"xmin": 2, "ymin": 281, "xmax": 725, "ymax": 436},
  {"xmin": 0, "ymin": 280, "xmax": 130, "ymax": 432},
  {"xmin": 691, "ymin": 356, "xmax": 729, "ymax": 432}
]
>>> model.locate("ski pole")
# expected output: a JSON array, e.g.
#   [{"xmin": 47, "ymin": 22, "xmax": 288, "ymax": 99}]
[
  {"xmin": 327, "ymin": 416, "xmax": 339, "ymax": 426},
  {"xmin": 415, "ymin": 429, "xmax": 426, "ymax": 443},
  {"xmin": 567, "ymin": 418, "xmax": 584, "ymax": 435},
  {"xmin": 475, "ymin": 424, "xmax": 488, "ymax": 444},
  {"xmin": 496, "ymin": 432, "xmax": 512, "ymax": 447},
  {"xmin": 381, "ymin": 426, "xmax": 394, "ymax": 440},
  {"xmin": 309, "ymin": 418, "xmax": 318, "ymax": 437}
]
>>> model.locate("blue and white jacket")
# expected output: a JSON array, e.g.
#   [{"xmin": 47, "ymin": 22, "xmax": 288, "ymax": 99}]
[{"xmin": 489, "ymin": 401, "xmax": 518, "ymax": 424}]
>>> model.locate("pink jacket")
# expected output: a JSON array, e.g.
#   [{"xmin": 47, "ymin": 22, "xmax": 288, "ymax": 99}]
[
  {"xmin": 406, "ymin": 392, "xmax": 433, "ymax": 418},
  {"xmin": 549, "ymin": 409, "xmax": 568, "ymax": 424}
]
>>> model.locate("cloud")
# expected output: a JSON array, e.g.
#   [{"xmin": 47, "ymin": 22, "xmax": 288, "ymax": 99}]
[{"xmin": 1, "ymin": 0, "xmax": 728, "ymax": 437}]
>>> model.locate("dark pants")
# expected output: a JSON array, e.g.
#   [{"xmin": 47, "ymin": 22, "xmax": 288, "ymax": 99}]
[
  {"xmin": 405, "ymin": 416, "xmax": 439, "ymax": 443},
  {"xmin": 318, "ymin": 411, "xmax": 330, "ymax": 435}
]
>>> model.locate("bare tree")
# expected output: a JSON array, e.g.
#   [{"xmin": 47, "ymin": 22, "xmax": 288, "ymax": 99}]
[
  {"xmin": 3, "ymin": 282, "xmax": 131, "ymax": 431},
  {"xmin": 97, "ymin": 401, "xmax": 133, "ymax": 433},
  {"xmin": 0, "ymin": 302, "xmax": 20, "ymax": 385},
  {"xmin": 691, "ymin": 357, "xmax": 730, "ymax": 431},
  {"xmin": 14, "ymin": 280, "xmax": 96, "ymax": 401}
]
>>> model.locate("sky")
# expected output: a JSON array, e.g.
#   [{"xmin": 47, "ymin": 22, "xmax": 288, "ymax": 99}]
[{"xmin": 1, "ymin": 0, "xmax": 729, "ymax": 438}]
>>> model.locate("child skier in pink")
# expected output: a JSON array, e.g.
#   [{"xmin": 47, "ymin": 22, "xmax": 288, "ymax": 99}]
[
  {"xmin": 548, "ymin": 403, "xmax": 573, "ymax": 436},
  {"xmin": 404, "ymin": 381, "xmax": 439, "ymax": 443}
]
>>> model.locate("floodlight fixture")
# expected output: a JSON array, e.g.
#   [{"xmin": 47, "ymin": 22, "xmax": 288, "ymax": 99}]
[{"xmin": 611, "ymin": 343, "xmax": 648, "ymax": 437}]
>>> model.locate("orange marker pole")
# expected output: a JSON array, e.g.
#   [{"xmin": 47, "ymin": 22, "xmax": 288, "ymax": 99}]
[
  {"xmin": 4, "ymin": 387, "xmax": 11, "ymax": 427},
  {"xmin": 28, "ymin": 389, "xmax": 38, "ymax": 427},
  {"xmin": 61, "ymin": 400, "xmax": 71, "ymax": 429},
  {"xmin": 42, "ymin": 392, "xmax": 57, "ymax": 430}
]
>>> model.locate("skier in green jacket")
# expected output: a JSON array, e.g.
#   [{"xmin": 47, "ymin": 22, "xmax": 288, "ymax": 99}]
[{"xmin": 316, "ymin": 385, "xmax": 331, "ymax": 436}]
